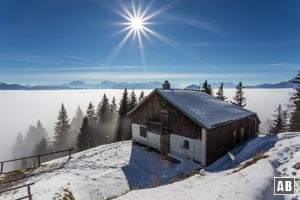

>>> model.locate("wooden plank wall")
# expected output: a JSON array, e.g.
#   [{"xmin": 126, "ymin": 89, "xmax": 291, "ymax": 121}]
[
  {"xmin": 130, "ymin": 91, "xmax": 203, "ymax": 140},
  {"xmin": 206, "ymin": 117, "xmax": 258, "ymax": 165}
]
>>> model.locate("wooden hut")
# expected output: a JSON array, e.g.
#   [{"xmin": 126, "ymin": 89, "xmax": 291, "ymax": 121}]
[{"xmin": 127, "ymin": 81, "xmax": 260, "ymax": 166}]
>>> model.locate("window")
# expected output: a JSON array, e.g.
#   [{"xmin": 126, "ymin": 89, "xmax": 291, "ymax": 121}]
[
  {"xmin": 183, "ymin": 140, "xmax": 190, "ymax": 149},
  {"xmin": 140, "ymin": 126, "xmax": 147, "ymax": 138},
  {"xmin": 169, "ymin": 110, "xmax": 177, "ymax": 120},
  {"xmin": 162, "ymin": 99, "xmax": 167, "ymax": 108}
]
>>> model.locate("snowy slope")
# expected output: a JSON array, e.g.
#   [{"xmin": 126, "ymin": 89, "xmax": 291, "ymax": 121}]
[
  {"xmin": 117, "ymin": 132, "xmax": 300, "ymax": 200},
  {"xmin": 0, "ymin": 141, "xmax": 200, "ymax": 200},
  {"xmin": 1, "ymin": 132, "xmax": 299, "ymax": 200}
]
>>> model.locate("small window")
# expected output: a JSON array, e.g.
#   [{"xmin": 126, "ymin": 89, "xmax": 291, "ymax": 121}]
[
  {"xmin": 169, "ymin": 110, "xmax": 177, "ymax": 120},
  {"xmin": 162, "ymin": 99, "xmax": 167, "ymax": 108},
  {"xmin": 183, "ymin": 140, "xmax": 189, "ymax": 149},
  {"xmin": 140, "ymin": 126, "xmax": 147, "ymax": 138}
]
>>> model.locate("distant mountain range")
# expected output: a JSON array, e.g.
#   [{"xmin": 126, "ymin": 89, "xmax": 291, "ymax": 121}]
[
  {"xmin": 185, "ymin": 79, "xmax": 296, "ymax": 89},
  {"xmin": 245, "ymin": 79, "xmax": 294, "ymax": 88},
  {"xmin": 185, "ymin": 82, "xmax": 237, "ymax": 90},
  {"xmin": 64, "ymin": 80, "xmax": 165, "ymax": 89},
  {"xmin": 0, "ymin": 82, "xmax": 71, "ymax": 90},
  {"xmin": 0, "ymin": 81, "xmax": 164, "ymax": 90},
  {"xmin": 0, "ymin": 79, "xmax": 296, "ymax": 90}
]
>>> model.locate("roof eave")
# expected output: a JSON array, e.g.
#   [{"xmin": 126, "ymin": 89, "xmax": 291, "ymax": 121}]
[
  {"xmin": 209, "ymin": 113, "xmax": 258, "ymax": 129},
  {"xmin": 127, "ymin": 89, "xmax": 158, "ymax": 116}
]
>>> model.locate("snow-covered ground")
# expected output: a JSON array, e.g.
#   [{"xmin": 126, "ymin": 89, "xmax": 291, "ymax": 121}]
[
  {"xmin": 0, "ymin": 141, "xmax": 200, "ymax": 200},
  {"xmin": 1, "ymin": 132, "xmax": 299, "ymax": 200},
  {"xmin": 117, "ymin": 132, "xmax": 300, "ymax": 200}
]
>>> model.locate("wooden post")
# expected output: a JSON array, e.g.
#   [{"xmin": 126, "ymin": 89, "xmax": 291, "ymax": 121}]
[
  {"xmin": 0, "ymin": 162, "xmax": 3, "ymax": 174},
  {"xmin": 37, "ymin": 155, "xmax": 41, "ymax": 166},
  {"xmin": 27, "ymin": 184, "xmax": 32, "ymax": 200},
  {"xmin": 68, "ymin": 149, "xmax": 72, "ymax": 160}
]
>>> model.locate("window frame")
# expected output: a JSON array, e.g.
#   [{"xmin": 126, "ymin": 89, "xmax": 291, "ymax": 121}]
[
  {"xmin": 140, "ymin": 126, "xmax": 147, "ymax": 138},
  {"xmin": 183, "ymin": 140, "xmax": 190, "ymax": 149}
]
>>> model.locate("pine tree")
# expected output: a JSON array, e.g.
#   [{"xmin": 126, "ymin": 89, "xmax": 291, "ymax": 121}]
[
  {"xmin": 269, "ymin": 105, "xmax": 287, "ymax": 134},
  {"xmin": 36, "ymin": 120, "xmax": 47, "ymax": 138},
  {"xmin": 216, "ymin": 83, "xmax": 227, "ymax": 101},
  {"xmin": 77, "ymin": 117, "xmax": 92, "ymax": 151},
  {"xmin": 138, "ymin": 91, "xmax": 145, "ymax": 103},
  {"xmin": 207, "ymin": 84, "xmax": 213, "ymax": 95},
  {"xmin": 33, "ymin": 138, "xmax": 48, "ymax": 155},
  {"xmin": 282, "ymin": 110, "xmax": 288, "ymax": 131},
  {"xmin": 117, "ymin": 88, "xmax": 130, "ymax": 141},
  {"xmin": 71, "ymin": 106, "xmax": 84, "ymax": 132},
  {"xmin": 12, "ymin": 133, "xmax": 24, "ymax": 158},
  {"xmin": 201, "ymin": 80, "xmax": 213, "ymax": 95},
  {"xmin": 97, "ymin": 94, "xmax": 110, "ymax": 123},
  {"xmin": 69, "ymin": 106, "xmax": 84, "ymax": 149},
  {"xmin": 109, "ymin": 97, "xmax": 118, "ymax": 120},
  {"xmin": 53, "ymin": 104, "xmax": 71, "ymax": 150},
  {"xmin": 86, "ymin": 102, "xmax": 96, "ymax": 125},
  {"xmin": 119, "ymin": 88, "xmax": 129, "ymax": 118},
  {"xmin": 12, "ymin": 133, "xmax": 27, "ymax": 169},
  {"xmin": 201, "ymin": 80, "xmax": 208, "ymax": 93},
  {"xmin": 129, "ymin": 90, "xmax": 138, "ymax": 111},
  {"xmin": 289, "ymin": 71, "xmax": 300, "ymax": 131},
  {"xmin": 23, "ymin": 121, "xmax": 48, "ymax": 155},
  {"xmin": 30, "ymin": 121, "xmax": 48, "ymax": 155},
  {"xmin": 231, "ymin": 82, "xmax": 246, "ymax": 107},
  {"xmin": 33, "ymin": 138, "xmax": 49, "ymax": 163}
]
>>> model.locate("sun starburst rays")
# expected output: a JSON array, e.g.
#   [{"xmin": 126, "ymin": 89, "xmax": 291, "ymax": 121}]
[{"xmin": 107, "ymin": 1, "xmax": 176, "ymax": 65}]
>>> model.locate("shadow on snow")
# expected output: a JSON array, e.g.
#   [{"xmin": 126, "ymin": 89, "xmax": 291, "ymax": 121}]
[{"xmin": 121, "ymin": 145, "xmax": 186, "ymax": 189}]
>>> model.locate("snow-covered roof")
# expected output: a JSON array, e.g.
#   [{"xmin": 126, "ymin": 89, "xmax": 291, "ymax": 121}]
[
  {"xmin": 157, "ymin": 89, "xmax": 256, "ymax": 128},
  {"xmin": 128, "ymin": 89, "xmax": 256, "ymax": 129}
]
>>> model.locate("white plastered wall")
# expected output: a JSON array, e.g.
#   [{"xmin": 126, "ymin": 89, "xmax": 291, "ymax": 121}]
[
  {"xmin": 170, "ymin": 129, "xmax": 206, "ymax": 165},
  {"xmin": 132, "ymin": 123, "xmax": 160, "ymax": 149}
]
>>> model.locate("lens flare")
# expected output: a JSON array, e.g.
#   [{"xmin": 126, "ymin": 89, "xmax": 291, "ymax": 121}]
[
  {"xmin": 107, "ymin": 0, "xmax": 176, "ymax": 65},
  {"xmin": 130, "ymin": 17, "xmax": 144, "ymax": 31}
]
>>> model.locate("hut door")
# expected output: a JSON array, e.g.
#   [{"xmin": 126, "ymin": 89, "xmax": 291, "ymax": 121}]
[{"xmin": 161, "ymin": 109, "xmax": 170, "ymax": 154}]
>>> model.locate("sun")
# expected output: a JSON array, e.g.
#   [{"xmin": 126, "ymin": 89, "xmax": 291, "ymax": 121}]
[
  {"xmin": 107, "ymin": 1, "xmax": 175, "ymax": 65},
  {"xmin": 130, "ymin": 17, "xmax": 144, "ymax": 31}
]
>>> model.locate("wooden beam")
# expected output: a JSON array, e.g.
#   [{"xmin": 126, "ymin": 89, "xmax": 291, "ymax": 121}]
[{"xmin": 0, "ymin": 162, "xmax": 3, "ymax": 174}]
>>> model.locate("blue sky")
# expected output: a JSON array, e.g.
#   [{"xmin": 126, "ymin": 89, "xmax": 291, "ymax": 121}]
[{"xmin": 0, "ymin": 0, "xmax": 299, "ymax": 86}]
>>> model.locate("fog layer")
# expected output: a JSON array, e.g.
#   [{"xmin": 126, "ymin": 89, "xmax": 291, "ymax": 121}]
[{"xmin": 0, "ymin": 89, "xmax": 291, "ymax": 161}]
